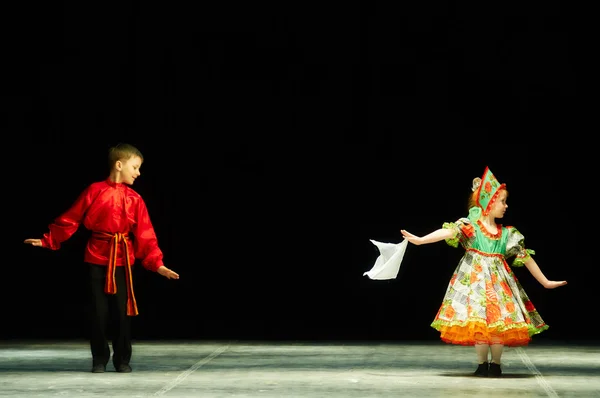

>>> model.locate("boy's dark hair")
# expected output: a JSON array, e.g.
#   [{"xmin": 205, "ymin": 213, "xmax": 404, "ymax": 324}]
[{"xmin": 108, "ymin": 143, "xmax": 144, "ymax": 170}]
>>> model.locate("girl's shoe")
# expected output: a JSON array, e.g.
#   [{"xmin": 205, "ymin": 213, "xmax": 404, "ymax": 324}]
[
  {"xmin": 473, "ymin": 362, "xmax": 489, "ymax": 377},
  {"xmin": 488, "ymin": 362, "xmax": 502, "ymax": 377}
]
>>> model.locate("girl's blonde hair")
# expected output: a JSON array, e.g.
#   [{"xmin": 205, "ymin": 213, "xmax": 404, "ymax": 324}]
[{"xmin": 468, "ymin": 187, "xmax": 508, "ymax": 212}]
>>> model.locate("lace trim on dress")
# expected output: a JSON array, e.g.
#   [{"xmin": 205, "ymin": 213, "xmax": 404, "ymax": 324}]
[
  {"xmin": 512, "ymin": 249, "xmax": 535, "ymax": 267},
  {"xmin": 431, "ymin": 318, "xmax": 548, "ymax": 346},
  {"xmin": 442, "ymin": 222, "xmax": 461, "ymax": 248},
  {"xmin": 477, "ymin": 219, "xmax": 502, "ymax": 239}
]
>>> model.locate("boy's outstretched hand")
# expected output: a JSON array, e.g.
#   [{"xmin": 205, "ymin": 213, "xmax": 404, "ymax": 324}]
[
  {"xmin": 157, "ymin": 266, "xmax": 180, "ymax": 280},
  {"xmin": 24, "ymin": 239, "xmax": 42, "ymax": 247}
]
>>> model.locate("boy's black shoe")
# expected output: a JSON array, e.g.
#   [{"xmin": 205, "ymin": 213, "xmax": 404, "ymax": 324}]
[
  {"xmin": 473, "ymin": 362, "xmax": 489, "ymax": 377},
  {"xmin": 91, "ymin": 364, "xmax": 106, "ymax": 373},
  {"xmin": 116, "ymin": 364, "xmax": 132, "ymax": 373},
  {"xmin": 488, "ymin": 362, "xmax": 502, "ymax": 377}
]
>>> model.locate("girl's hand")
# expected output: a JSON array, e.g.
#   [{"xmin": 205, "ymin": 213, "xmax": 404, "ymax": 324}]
[
  {"xmin": 543, "ymin": 280, "xmax": 567, "ymax": 289},
  {"xmin": 400, "ymin": 229, "xmax": 423, "ymax": 245}
]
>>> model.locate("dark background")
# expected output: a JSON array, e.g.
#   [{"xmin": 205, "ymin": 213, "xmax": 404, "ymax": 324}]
[{"xmin": 3, "ymin": 2, "xmax": 594, "ymax": 342}]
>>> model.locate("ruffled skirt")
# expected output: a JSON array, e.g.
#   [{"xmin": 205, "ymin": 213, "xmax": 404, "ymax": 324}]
[{"xmin": 431, "ymin": 250, "xmax": 548, "ymax": 346}]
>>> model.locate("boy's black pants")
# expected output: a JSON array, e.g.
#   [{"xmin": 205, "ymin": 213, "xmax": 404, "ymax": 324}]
[{"xmin": 87, "ymin": 263, "xmax": 132, "ymax": 367}]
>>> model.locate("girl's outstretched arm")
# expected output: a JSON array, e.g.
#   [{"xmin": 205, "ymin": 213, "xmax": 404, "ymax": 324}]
[
  {"xmin": 523, "ymin": 257, "xmax": 568, "ymax": 289},
  {"xmin": 401, "ymin": 228, "xmax": 455, "ymax": 246}
]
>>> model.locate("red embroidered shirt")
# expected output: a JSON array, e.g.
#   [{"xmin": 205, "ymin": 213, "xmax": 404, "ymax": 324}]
[{"xmin": 41, "ymin": 178, "xmax": 164, "ymax": 272}]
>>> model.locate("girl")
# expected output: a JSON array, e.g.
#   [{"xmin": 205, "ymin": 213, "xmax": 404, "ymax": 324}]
[{"xmin": 400, "ymin": 166, "xmax": 567, "ymax": 377}]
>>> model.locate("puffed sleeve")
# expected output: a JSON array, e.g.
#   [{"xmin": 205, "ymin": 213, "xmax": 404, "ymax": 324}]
[
  {"xmin": 131, "ymin": 198, "xmax": 164, "ymax": 272},
  {"xmin": 442, "ymin": 217, "xmax": 475, "ymax": 249},
  {"xmin": 41, "ymin": 185, "xmax": 96, "ymax": 250},
  {"xmin": 505, "ymin": 226, "xmax": 535, "ymax": 267}
]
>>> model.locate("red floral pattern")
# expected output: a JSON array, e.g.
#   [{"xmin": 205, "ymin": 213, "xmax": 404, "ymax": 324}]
[
  {"xmin": 485, "ymin": 181, "xmax": 492, "ymax": 193},
  {"xmin": 461, "ymin": 223, "xmax": 475, "ymax": 238},
  {"xmin": 433, "ymin": 216, "xmax": 548, "ymax": 346}
]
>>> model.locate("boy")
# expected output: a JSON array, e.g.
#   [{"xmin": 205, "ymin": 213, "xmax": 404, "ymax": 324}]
[{"xmin": 24, "ymin": 142, "xmax": 180, "ymax": 373}]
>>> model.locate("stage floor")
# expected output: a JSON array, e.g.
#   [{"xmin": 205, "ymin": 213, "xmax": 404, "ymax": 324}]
[{"xmin": 1, "ymin": 339, "xmax": 598, "ymax": 397}]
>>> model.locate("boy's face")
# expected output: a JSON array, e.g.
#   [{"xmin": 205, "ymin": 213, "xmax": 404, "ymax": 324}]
[{"xmin": 117, "ymin": 155, "xmax": 142, "ymax": 185}]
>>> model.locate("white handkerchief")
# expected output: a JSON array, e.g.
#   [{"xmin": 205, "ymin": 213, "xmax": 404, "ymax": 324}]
[{"xmin": 363, "ymin": 239, "xmax": 408, "ymax": 280}]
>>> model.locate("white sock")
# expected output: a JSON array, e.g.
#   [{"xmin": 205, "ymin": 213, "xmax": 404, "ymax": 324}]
[
  {"xmin": 475, "ymin": 343, "xmax": 490, "ymax": 364},
  {"xmin": 490, "ymin": 344, "xmax": 504, "ymax": 364}
]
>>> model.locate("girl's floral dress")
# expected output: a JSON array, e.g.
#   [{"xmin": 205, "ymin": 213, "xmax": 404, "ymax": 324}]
[{"xmin": 431, "ymin": 217, "xmax": 548, "ymax": 346}]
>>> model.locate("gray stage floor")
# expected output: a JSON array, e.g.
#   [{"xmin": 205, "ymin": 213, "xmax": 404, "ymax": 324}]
[{"xmin": 0, "ymin": 339, "xmax": 598, "ymax": 397}]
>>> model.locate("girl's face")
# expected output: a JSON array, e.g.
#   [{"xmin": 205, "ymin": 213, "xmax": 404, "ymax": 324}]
[{"xmin": 490, "ymin": 189, "xmax": 508, "ymax": 219}]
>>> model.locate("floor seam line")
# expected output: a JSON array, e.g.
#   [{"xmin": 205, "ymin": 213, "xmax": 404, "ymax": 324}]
[
  {"xmin": 516, "ymin": 347, "xmax": 559, "ymax": 398},
  {"xmin": 152, "ymin": 341, "xmax": 235, "ymax": 396}
]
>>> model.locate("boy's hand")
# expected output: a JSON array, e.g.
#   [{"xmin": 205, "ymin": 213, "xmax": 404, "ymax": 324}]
[
  {"xmin": 24, "ymin": 239, "xmax": 43, "ymax": 247},
  {"xmin": 157, "ymin": 266, "xmax": 180, "ymax": 280}
]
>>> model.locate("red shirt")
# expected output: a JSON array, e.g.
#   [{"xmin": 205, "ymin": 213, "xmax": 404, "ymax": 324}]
[{"xmin": 41, "ymin": 178, "xmax": 164, "ymax": 272}]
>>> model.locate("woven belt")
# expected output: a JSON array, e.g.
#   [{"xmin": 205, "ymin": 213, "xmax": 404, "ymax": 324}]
[{"xmin": 93, "ymin": 232, "xmax": 138, "ymax": 316}]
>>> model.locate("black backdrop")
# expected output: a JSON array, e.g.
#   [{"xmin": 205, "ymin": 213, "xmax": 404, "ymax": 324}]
[{"xmin": 3, "ymin": 1, "xmax": 594, "ymax": 342}]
